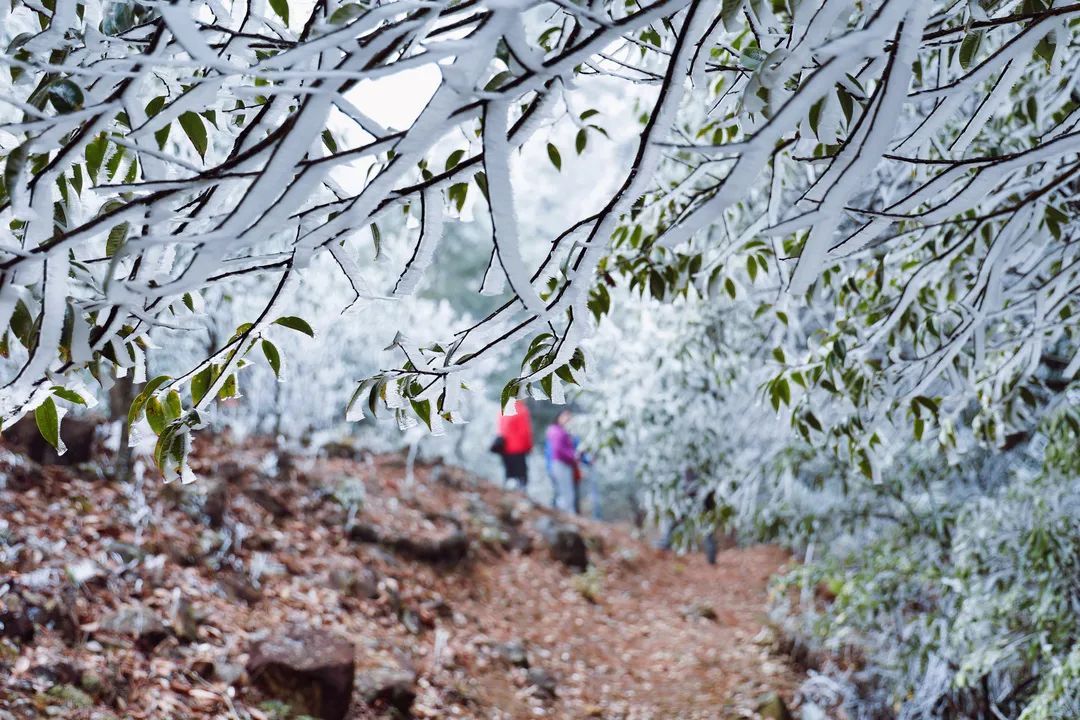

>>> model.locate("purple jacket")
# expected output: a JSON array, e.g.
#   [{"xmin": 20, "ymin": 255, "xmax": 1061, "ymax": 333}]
[{"xmin": 545, "ymin": 423, "xmax": 577, "ymax": 466}]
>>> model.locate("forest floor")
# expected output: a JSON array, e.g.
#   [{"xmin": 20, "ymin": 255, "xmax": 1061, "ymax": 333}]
[{"xmin": 0, "ymin": 434, "xmax": 802, "ymax": 720}]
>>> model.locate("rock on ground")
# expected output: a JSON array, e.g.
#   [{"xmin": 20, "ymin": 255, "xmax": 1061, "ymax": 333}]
[{"xmin": 246, "ymin": 626, "xmax": 355, "ymax": 720}]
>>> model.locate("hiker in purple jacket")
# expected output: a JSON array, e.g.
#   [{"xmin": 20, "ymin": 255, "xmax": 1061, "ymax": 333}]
[{"xmin": 545, "ymin": 410, "xmax": 578, "ymax": 513}]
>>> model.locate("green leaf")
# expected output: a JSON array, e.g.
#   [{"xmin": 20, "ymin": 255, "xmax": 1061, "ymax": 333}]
[
  {"xmin": 102, "ymin": 1, "xmax": 135, "ymax": 35},
  {"xmin": 546, "ymin": 143, "xmax": 561, "ymax": 171},
  {"xmin": 145, "ymin": 96, "xmax": 166, "ymax": 118},
  {"xmin": 6, "ymin": 35, "xmax": 32, "ymax": 83},
  {"xmin": 483, "ymin": 70, "xmax": 512, "ymax": 91},
  {"xmin": 165, "ymin": 390, "xmax": 183, "ymax": 420},
  {"xmin": 145, "ymin": 396, "xmax": 166, "ymax": 434},
  {"xmin": 911, "ymin": 395, "xmax": 939, "ymax": 418},
  {"xmin": 268, "ymin": 0, "xmax": 289, "ymax": 24},
  {"xmin": 5, "ymin": 144, "xmax": 28, "ymax": 197},
  {"xmin": 273, "ymin": 316, "xmax": 315, "ymax": 337},
  {"xmin": 106, "ymin": 222, "xmax": 128, "ymax": 257},
  {"xmin": 261, "ymin": 339, "xmax": 281, "ymax": 378},
  {"xmin": 321, "ymin": 129, "xmax": 338, "ymax": 153},
  {"xmin": 218, "ymin": 373, "xmax": 238, "ymax": 401},
  {"xmin": 832, "ymin": 338, "xmax": 847, "ymax": 362},
  {"xmin": 858, "ymin": 451, "xmax": 873, "ymax": 480},
  {"xmin": 370, "ymin": 223, "xmax": 382, "ymax": 258},
  {"xmin": 35, "ymin": 397, "xmax": 61, "ymax": 451},
  {"xmin": 145, "ymin": 98, "xmax": 171, "ymax": 148},
  {"xmin": 191, "ymin": 366, "xmax": 213, "ymax": 405},
  {"xmin": 154, "ymin": 426, "xmax": 179, "ymax": 471},
  {"xmin": 230, "ymin": 322, "xmax": 254, "ymax": 342},
  {"xmin": 837, "ymin": 87, "xmax": 854, "ymax": 123},
  {"xmin": 154, "ymin": 124, "xmax": 171, "ymax": 150},
  {"xmin": 128, "ymin": 375, "xmax": 171, "ymax": 427},
  {"xmin": 575, "ymin": 129, "xmax": 587, "ymax": 155},
  {"xmin": 411, "ymin": 398, "xmax": 432, "ymax": 429},
  {"xmin": 445, "ymin": 149, "xmax": 465, "ymax": 171},
  {"xmin": 178, "ymin": 111, "xmax": 208, "ymax": 159},
  {"xmin": 51, "ymin": 386, "xmax": 87, "ymax": 405},
  {"xmin": 448, "ymin": 182, "xmax": 469, "ymax": 212},
  {"xmin": 776, "ymin": 377, "xmax": 791, "ymax": 406},
  {"xmin": 500, "ymin": 380, "xmax": 518, "ymax": 412},
  {"xmin": 959, "ymin": 30, "xmax": 982, "ymax": 70},
  {"xmin": 739, "ymin": 47, "xmax": 766, "ymax": 70},
  {"xmin": 587, "ymin": 284, "xmax": 611, "ymax": 321},
  {"xmin": 649, "ymin": 269, "xmax": 664, "ymax": 299},
  {"xmin": 10, "ymin": 300, "xmax": 33, "ymax": 348},
  {"xmin": 329, "ymin": 3, "xmax": 363, "ymax": 23},
  {"xmin": 1034, "ymin": 34, "xmax": 1056, "ymax": 65},
  {"xmin": 473, "ymin": 171, "xmax": 489, "ymax": 201},
  {"xmin": 47, "ymin": 80, "xmax": 84, "ymax": 113},
  {"xmin": 808, "ymin": 97, "xmax": 824, "ymax": 137},
  {"xmin": 346, "ymin": 380, "xmax": 370, "ymax": 421},
  {"xmin": 555, "ymin": 364, "xmax": 576, "ymax": 385},
  {"xmin": 85, "ymin": 134, "xmax": 108, "ymax": 181},
  {"xmin": 368, "ymin": 379, "xmax": 384, "ymax": 416}
]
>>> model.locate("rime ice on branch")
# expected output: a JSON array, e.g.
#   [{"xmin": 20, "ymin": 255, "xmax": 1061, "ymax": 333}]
[{"xmin": 1, "ymin": 0, "xmax": 1079, "ymax": 473}]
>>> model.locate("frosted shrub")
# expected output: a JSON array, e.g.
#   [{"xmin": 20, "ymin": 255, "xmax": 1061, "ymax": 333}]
[{"xmin": 773, "ymin": 415, "xmax": 1080, "ymax": 719}]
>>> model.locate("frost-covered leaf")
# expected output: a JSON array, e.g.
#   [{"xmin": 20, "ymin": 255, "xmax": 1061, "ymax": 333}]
[
  {"xmin": 328, "ymin": 4, "xmax": 362, "ymax": 24},
  {"xmin": 102, "ymin": 1, "xmax": 136, "ymax": 35},
  {"xmin": 218, "ymin": 373, "xmax": 238, "ymax": 400},
  {"xmin": 959, "ymin": 31, "xmax": 983, "ymax": 70},
  {"xmin": 48, "ymin": 80, "xmax": 84, "ymax": 113},
  {"xmin": 51, "ymin": 386, "xmax": 87, "ymax": 405},
  {"xmin": 268, "ymin": 0, "xmax": 289, "ymax": 25}
]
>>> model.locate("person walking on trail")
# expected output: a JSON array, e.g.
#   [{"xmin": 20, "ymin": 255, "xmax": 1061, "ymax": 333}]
[
  {"xmin": 657, "ymin": 468, "xmax": 720, "ymax": 565},
  {"xmin": 496, "ymin": 400, "xmax": 533, "ymax": 490},
  {"xmin": 545, "ymin": 410, "xmax": 578, "ymax": 513},
  {"xmin": 572, "ymin": 436, "xmax": 603, "ymax": 520}
]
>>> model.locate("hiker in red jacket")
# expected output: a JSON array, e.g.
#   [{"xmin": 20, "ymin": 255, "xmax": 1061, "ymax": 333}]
[{"xmin": 495, "ymin": 400, "xmax": 533, "ymax": 490}]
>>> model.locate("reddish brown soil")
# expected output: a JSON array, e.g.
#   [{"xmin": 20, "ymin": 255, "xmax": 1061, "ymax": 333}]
[{"xmin": 0, "ymin": 437, "xmax": 799, "ymax": 719}]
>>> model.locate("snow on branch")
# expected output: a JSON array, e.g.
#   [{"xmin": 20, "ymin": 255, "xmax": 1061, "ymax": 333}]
[{"xmin": 1, "ymin": 0, "xmax": 1078, "ymax": 473}]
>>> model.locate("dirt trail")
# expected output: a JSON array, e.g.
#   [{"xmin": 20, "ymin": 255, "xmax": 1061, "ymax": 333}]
[
  {"xmin": 450, "ymin": 538, "xmax": 796, "ymax": 718},
  {"xmin": 0, "ymin": 438, "xmax": 800, "ymax": 719}
]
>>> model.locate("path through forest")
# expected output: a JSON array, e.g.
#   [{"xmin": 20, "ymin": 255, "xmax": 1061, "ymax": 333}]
[{"xmin": 0, "ymin": 435, "xmax": 801, "ymax": 719}]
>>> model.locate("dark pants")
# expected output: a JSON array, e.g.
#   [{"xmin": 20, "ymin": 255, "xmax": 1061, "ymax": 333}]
[
  {"xmin": 501, "ymin": 452, "xmax": 528, "ymax": 490},
  {"xmin": 658, "ymin": 518, "xmax": 718, "ymax": 565}
]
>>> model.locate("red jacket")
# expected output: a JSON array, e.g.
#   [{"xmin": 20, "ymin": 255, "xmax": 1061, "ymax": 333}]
[{"xmin": 498, "ymin": 401, "xmax": 534, "ymax": 455}]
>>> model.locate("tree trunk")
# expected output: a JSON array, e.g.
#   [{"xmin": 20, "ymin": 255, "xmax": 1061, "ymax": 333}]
[{"xmin": 109, "ymin": 373, "xmax": 137, "ymax": 482}]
